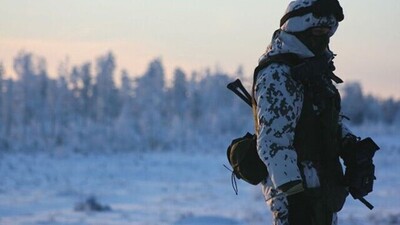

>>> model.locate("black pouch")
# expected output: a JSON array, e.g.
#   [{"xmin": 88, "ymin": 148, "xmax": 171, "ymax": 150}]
[
  {"xmin": 324, "ymin": 161, "xmax": 349, "ymax": 212},
  {"xmin": 324, "ymin": 182, "xmax": 349, "ymax": 212},
  {"xmin": 345, "ymin": 163, "xmax": 375, "ymax": 199},
  {"xmin": 306, "ymin": 160, "xmax": 349, "ymax": 213},
  {"xmin": 226, "ymin": 132, "xmax": 268, "ymax": 185},
  {"xmin": 305, "ymin": 183, "xmax": 348, "ymax": 214}
]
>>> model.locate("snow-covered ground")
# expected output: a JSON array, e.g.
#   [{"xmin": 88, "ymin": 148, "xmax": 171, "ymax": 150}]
[{"xmin": 0, "ymin": 126, "xmax": 399, "ymax": 225}]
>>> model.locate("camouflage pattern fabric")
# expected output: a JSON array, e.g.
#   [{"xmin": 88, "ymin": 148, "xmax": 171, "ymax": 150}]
[{"xmin": 254, "ymin": 63, "xmax": 303, "ymax": 189}]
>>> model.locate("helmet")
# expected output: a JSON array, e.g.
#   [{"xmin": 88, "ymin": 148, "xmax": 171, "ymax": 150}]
[{"xmin": 280, "ymin": 0, "xmax": 344, "ymax": 36}]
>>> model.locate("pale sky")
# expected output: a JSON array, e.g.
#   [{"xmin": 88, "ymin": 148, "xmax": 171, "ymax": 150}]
[{"xmin": 1, "ymin": 0, "xmax": 400, "ymax": 99}]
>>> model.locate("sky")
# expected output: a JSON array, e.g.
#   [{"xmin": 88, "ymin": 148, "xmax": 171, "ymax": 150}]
[{"xmin": 1, "ymin": 0, "xmax": 400, "ymax": 99}]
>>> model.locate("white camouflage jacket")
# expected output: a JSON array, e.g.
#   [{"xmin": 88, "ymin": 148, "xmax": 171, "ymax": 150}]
[{"xmin": 255, "ymin": 30, "xmax": 354, "ymax": 191}]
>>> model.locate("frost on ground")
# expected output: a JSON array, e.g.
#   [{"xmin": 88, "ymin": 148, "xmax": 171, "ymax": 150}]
[
  {"xmin": 0, "ymin": 127, "xmax": 399, "ymax": 225},
  {"xmin": 0, "ymin": 150, "xmax": 267, "ymax": 225}
]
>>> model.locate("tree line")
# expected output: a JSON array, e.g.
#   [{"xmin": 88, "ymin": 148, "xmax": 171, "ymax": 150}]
[{"xmin": 0, "ymin": 51, "xmax": 398, "ymax": 152}]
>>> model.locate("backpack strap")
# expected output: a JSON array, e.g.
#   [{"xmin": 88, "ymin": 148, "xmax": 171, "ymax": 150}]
[
  {"xmin": 252, "ymin": 53, "xmax": 303, "ymax": 105},
  {"xmin": 251, "ymin": 53, "xmax": 303, "ymax": 134}
]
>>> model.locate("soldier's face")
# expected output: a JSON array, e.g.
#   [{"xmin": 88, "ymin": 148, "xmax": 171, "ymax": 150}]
[
  {"xmin": 310, "ymin": 27, "xmax": 330, "ymax": 36},
  {"xmin": 308, "ymin": 27, "xmax": 331, "ymax": 56},
  {"xmin": 295, "ymin": 26, "xmax": 331, "ymax": 56}
]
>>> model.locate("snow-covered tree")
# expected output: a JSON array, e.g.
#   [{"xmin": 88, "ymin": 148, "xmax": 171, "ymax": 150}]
[
  {"xmin": 113, "ymin": 70, "xmax": 141, "ymax": 151},
  {"xmin": 170, "ymin": 68, "xmax": 188, "ymax": 117},
  {"xmin": 69, "ymin": 62, "xmax": 93, "ymax": 119},
  {"xmin": 80, "ymin": 63, "xmax": 93, "ymax": 119},
  {"xmin": 392, "ymin": 103, "xmax": 400, "ymax": 127},
  {"xmin": 341, "ymin": 82, "xmax": 365, "ymax": 125},
  {"xmin": 94, "ymin": 52, "xmax": 120, "ymax": 123},
  {"xmin": 120, "ymin": 69, "xmax": 132, "ymax": 102},
  {"xmin": 13, "ymin": 51, "xmax": 49, "ymax": 142},
  {"xmin": 46, "ymin": 74, "xmax": 72, "ymax": 146},
  {"xmin": 381, "ymin": 98, "xmax": 399, "ymax": 124},
  {"xmin": 187, "ymin": 72, "xmax": 203, "ymax": 126},
  {"xmin": 163, "ymin": 68, "xmax": 189, "ymax": 148},
  {"xmin": 363, "ymin": 95, "xmax": 382, "ymax": 123},
  {"xmin": 2, "ymin": 79, "xmax": 13, "ymax": 139},
  {"xmin": 0, "ymin": 62, "xmax": 4, "ymax": 130},
  {"xmin": 133, "ymin": 58, "xmax": 166, "ymax": 149}
]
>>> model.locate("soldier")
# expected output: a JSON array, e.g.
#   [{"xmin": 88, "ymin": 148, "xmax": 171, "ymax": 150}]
[{"xmin": 253, "ymin": 0, "xmax": 355, "ymax": 224}]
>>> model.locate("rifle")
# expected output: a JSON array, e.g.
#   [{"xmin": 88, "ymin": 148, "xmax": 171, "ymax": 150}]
[{"xmin": 227, "ymin": 79, "xmax": 252, "ymax": 107}]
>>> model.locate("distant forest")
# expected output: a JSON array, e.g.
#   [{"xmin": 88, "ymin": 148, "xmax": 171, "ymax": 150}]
[{"xmin": 0, "ymin": 51, "xmax": 399, "ymax": 152}]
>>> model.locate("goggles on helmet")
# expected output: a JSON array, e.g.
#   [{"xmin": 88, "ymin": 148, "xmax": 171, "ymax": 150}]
[{"xmin": 280, "ymin": 0, "xmax": 344, "ymax": 27}]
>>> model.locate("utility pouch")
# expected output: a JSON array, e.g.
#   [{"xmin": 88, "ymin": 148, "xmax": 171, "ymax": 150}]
[
  {"xmin": 226, "ymin": 132, "xmax": 268, "ymax": 185},
  {"xmin": 304, "ymin": 184, "xmax": 348, "ymax": 214},
  {"xmin": 345, "ymin": 163, "xmax": 375, "ymax": 199},
  {"xmin": 324, "ymin": 182, "xmax": 349, "ymax": 212},
  {"xmin": 341, "ymin": 137, "xmax": 380, "ymax": 199}
]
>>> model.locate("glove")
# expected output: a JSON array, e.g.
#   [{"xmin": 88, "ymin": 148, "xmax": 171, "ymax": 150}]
[{"xmin": 340, "ymin": 134, "xmax": 359, "ymax": 166}]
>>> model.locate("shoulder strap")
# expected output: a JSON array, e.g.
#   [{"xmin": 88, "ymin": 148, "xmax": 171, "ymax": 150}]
[
  {"xmin": 253, "ymin": 53, "xmax": 302, "ymax": 95},
  {"xmin": 251, "ymin": 53, "xmax": 302, "ymax": 134},
  {"xmin": 253, "ymin": 53, "xmax": 302, "ymax": 85}
]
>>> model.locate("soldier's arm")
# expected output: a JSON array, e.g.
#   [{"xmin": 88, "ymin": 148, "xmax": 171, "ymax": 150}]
[{"xmin": 254, "ymin": 63, "xmax": 304, "ymax": 191}]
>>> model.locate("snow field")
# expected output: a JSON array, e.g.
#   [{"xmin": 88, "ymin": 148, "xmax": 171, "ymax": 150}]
[{"xmin": 0, "ymin": 126, "xmax": 399, "ymax": 225}]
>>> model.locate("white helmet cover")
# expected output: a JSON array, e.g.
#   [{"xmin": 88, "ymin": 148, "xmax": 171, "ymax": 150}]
[{"xmin": 280, "ymin": 0, "xmax": 342, "ymax": 37}]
